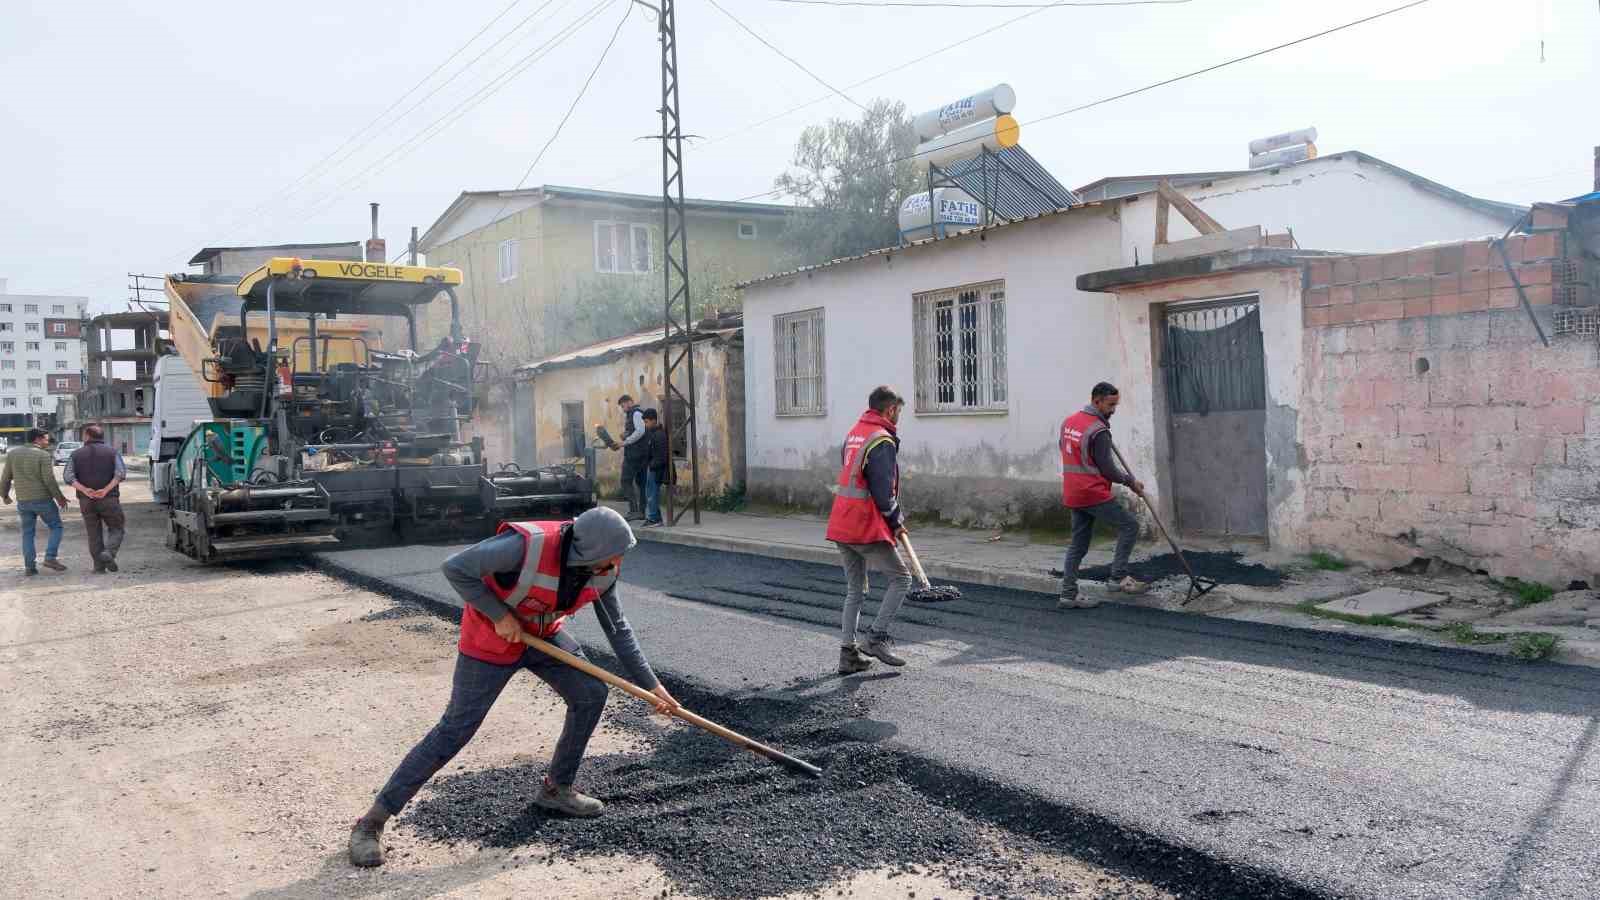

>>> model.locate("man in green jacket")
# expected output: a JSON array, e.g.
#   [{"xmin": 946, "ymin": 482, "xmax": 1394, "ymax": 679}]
[{"xmin": 1, "ymin": 428, "xmax": 70, "ymax": 575}]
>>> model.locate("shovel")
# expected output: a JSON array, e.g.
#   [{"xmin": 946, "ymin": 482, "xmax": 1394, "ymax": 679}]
[
  {"xmin": 1107, "ymin": 445, "xmax": 1220, "ymax": 607},
  {"xmin": 514, "ymin": 628, "xmax": 822, "ymax": 779},
  {"xmin": 899, "ymin": 533, "xmax": 963, "ymax": 602}
]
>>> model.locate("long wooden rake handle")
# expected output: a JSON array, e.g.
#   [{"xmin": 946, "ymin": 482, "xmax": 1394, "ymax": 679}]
[
  {"xmin": 898, "ymin": 532, "xmax": 933, "ymax": 589},
  {"xmin": 515, "ymin": 631, "xmax": 822, "ymax": 779},
  {"xmin": 1107, "ymin": 443, "xmax": 1202, "ymax": 584}
]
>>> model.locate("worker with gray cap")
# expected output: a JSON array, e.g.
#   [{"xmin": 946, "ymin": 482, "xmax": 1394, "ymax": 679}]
[{"xmin": 349, "ymin": 506, "xmax": 678, "ymax": 867}]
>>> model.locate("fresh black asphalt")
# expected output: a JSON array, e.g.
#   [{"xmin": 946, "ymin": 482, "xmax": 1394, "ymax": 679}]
[{"xmin": 317, "ymin": 540, "xmax": 1600, "ymax": 899}]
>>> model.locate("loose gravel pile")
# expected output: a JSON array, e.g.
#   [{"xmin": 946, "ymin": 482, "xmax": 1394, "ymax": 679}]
[{"xmin": 404, "ymin": 671, "xmax": 1318, "ymax": 900}]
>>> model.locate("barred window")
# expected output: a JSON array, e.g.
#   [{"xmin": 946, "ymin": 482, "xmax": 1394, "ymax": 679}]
[
  {"xmin": 773, "ymin": 307, "xmax": 825, "ymax": 416},
  {"xmin": 912, "ymin": 281, "xmax": 1007, "ymax": 413}
]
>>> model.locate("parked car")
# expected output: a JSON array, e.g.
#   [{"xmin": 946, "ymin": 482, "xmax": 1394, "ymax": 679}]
[{"xmin": 53, "ymin": 440, "xmax": 82, "ymax": 465}]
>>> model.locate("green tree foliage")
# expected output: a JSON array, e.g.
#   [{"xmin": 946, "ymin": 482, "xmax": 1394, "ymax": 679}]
[{"xmin": 775, "ymin": 99, "xmax": 921, "ymax": 267}]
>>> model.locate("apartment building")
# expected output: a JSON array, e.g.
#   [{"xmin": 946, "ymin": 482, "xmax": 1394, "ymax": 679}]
[{"xmin": 0, "ymin": 278, "xmax": 88, "ymax": 442}]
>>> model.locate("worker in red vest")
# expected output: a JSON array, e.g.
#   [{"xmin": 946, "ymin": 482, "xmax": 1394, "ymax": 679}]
[
  {"xmin": 1058, "ymin": 382, "xmax": 1150, "ymax": 609},
  {"xmin": 348, "ymin": 507, "xmax": 678, "ymax": 868},
  {"xmin": 825, "ymin": 385, "xmax": 912, "ymax": 674}
]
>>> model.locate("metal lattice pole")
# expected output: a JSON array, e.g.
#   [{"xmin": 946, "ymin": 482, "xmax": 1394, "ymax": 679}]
[{"xmin": 656, "ymin": 0, "xmax": 700, "ymax": 525}]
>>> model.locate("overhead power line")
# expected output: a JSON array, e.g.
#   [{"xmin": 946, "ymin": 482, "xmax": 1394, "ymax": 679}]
[
  {"xmin": 765, "ymin": 0, "xmax": 1190, "ymax": 7},
  {"xmin": 209, "ymin": 0, "xmax": 527, "ymax": 240},
  {"xmin": 277, "ymin": 0, "xmax": 615, "ymax": 231},
  {"xmin": 733, "ymin": 0, "xmax": 1435, "ymax": 203},
  {"xmin": 704, "ymin": 0, "xmax": 869, "ymax": 112},
  {"xmin": 586, "ymin": 0, "xmax": 1160, "ymax": 192}
]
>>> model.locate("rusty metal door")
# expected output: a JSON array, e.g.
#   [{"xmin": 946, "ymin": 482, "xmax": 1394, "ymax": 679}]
[{"xmin": 1161, "ymin": 297, "xmax": 1268, "ymax": 537}]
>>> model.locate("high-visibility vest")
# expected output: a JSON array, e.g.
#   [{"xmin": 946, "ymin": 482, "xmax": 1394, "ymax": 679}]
[
  {"xmin": 456, "ymin": 520, "xmax": 613, "ymax": 664},
  {"xmin": 824, "ymin": 412, "xmax": 899, "ymax": 545},
  {"xmin": 1060, "ymin": 410, "xmax": 1113, "ymax": 508}
]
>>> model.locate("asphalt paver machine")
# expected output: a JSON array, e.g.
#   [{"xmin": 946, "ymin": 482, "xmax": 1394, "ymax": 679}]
[{"xmin": 162, "ymin": 258, "xmax": 594, "ymax": 562}]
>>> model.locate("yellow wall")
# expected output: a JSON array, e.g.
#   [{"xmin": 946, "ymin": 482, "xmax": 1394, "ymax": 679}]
[
  {"xmin": 520, "ymin": 338, "xmax": 740, "ymax": 497},
  {"xmin": 425, "ymin": 195, "xmax": 785, "ymax": 368}
]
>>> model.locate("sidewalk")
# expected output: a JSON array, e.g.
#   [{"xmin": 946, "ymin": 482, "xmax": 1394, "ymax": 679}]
[{"xmin": 616, "ymin": 502, "xmax": 1600, "ymax": 667}]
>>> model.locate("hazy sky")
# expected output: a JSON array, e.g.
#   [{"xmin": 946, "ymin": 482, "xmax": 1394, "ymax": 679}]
[{"xmin": 1, "ymin": 0, "xmax": 1593, "ymax": 312}]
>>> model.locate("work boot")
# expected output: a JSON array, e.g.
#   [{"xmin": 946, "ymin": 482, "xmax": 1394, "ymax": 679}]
[
  {"xmin": 1057, "ymin": 593, "xmax": 1100, "ymax": 610},
  {"xmin": 861, "ymin": 631, "xmax": 907, "ymax": 667},
  {"xmin": 1109, "ymin": 576, "xmax": 1150, "ymax": 595},
  {"xmin": 101, "ymin": 554, "xmax": 118, "ymax": 573},
  {"xmin": 40, "ymin": 558, "xmax": 66, "ymax": 572},
  {"xmin": 534, "ymin": 777, "xmax": 604, "ymax": 818},
  {"xmin": 24, "ymin": 568, "xmax": 37, "ymax": 576},
  {"xmin": 838, "ymin": 644, "xmax": 875, "ymax": 674},
  {"xmin": 348, "ymin": 815, "xmax": 387, "ymax": 868}
]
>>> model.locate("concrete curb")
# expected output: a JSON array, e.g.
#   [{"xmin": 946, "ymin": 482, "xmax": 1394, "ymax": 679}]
[{"xmin": 633, "ymin": 526, "xmax": 1063, "ymax": 596}]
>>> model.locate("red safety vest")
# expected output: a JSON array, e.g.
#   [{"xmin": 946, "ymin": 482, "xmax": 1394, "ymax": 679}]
[
  {"xmin": 825, "ymin": 411, "xmax": 899, "ymax": 545},
  {"xmin": 457, "ymin": 520, "xmax": 607, "ymax": 665},
  {"xmin": 1060, "ymin": 410, "xmax": 1113, "ymax": 508}
]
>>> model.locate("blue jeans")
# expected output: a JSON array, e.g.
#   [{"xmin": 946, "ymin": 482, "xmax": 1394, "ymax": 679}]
[
  {"xmin": 374, "ymin": 630, "xmax": 609, "ymax": 816},
  {"xmin": 17, "ymin": 500, "xmax": 64, "ymax": 570},
  {"xmin": 644, "ymin": 470, "xmax": 662, "ymax": 523}
]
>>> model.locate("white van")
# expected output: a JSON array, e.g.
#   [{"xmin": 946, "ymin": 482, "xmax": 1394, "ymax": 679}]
[{"xmin": 149, "ymin": 355, "xmax": 214, "ymax": 503}]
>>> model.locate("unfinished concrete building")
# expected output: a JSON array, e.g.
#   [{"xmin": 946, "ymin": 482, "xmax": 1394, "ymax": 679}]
[{"xmin": 78, "ymin": 311, "xmax": 168, "ymax": 455}]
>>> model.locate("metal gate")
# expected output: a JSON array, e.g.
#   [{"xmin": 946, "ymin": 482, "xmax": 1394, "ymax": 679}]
[{"xmin": 1160, "ymin": 296, "xmax": 1268, "ymax": 537}]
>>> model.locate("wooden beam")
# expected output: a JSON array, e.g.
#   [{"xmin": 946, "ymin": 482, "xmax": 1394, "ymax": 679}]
[
  {"xmin": 1154, "ymin": 191, "xmax": 1170, "ymax": 246},
  {"xmin": 1156, "ymin": 179, "xmax": 1225, "ymax": 235}
]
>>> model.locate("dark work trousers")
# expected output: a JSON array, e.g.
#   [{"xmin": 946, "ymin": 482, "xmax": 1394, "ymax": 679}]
[
  {"xmin": 78, "ymin": 495, "xmax": 126, "ymax": 564},
  {"xmin": 374, "ymin": 629, "xmax": 608, "ymax": 816},
  {"xmin": 620, "ymin": 460, "xmax": 648, "ymax": 517},
  {"xmin": 1060, "ymin": 500, "xmax": 1140, "ymax": 599}
]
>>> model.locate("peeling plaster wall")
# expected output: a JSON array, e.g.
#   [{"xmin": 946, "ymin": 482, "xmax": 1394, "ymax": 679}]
[
  {"xmin": 741, "ymin": 207, "xmax": 1124, "ymax": 527},
  {"xmin": 1108, "ymin": 268, "xmax": 1307, "ymax": 549},
  {"xmin": 520, "ymin": 338, "xmax": 740, "ymax": 497},
  {"xmin": 1116, "ymin": 155, "xmax": 1515, "ymax": 267}
]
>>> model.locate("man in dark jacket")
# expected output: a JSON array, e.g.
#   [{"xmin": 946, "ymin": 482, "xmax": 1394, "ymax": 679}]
[
  {"xmin": 1057, "ymin": 382, "xmax": 1149, "ymax": 609},
  {"xmin": 348, "ymin": 507, "xmax": 678, "ymax": 867},
  {"xmin": 65, "ymin": 423, "xmax": 126, "ymax": 573},
  {"xmin": 611, "ymin": 395, "xmax": 649, "ymax": 519},
  {"xmin": 640, "ymin": 409, "xmax": 669, "ymax": 526},
  {"xmin": 823, "ymin": 386, "xmax": 912, "ymax": 674}
]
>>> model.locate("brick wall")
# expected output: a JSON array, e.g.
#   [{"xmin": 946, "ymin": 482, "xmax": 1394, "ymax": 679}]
[
  {"xmin": 1302, "ymin": 218, "xmax": 1591, "ymax": 328},
  {"xmin": 1300, "ymin": 306, "xmax": 1600, "ymax": 583}
]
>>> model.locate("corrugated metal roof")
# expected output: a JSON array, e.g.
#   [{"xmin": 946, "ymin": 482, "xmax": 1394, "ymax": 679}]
[
  {"xmin": 515, "ymin": 318, "xmax": 743, "ymax": 376},
  {"xmin": 940, "ymin": 145, "xmax": 1081, "ymax": 217},
  {"xmin": 737, "ymin": 200, "xmax": 1108, "ymax": 289}
]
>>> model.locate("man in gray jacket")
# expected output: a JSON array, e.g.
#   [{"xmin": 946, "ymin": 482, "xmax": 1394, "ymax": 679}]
[{"xmin": 348, "ymin": 507, "xmax": 677, "ymax": 867}]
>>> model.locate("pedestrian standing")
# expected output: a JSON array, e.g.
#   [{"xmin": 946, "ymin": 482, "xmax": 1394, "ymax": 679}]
[
  {"xmin": 347, "ymin": 507, "xmax": 678, "ymax": 868},
  {"xmin": 640, "ymin": 409, "xmax": 668, "ymax": 527},
  {"xmin": 1057, "ymin": 382, "xmax": 1150, "ymax": 609},
  {"xmin": 0, "ymin": 428, "xmax": 70, "ymax": 575},
  {"xmin": 612, "ymin": 395, "xmax": 649, "ymax": 520},
  {"xmin": 825, "ymin": 386, "xmax": 912, "ymax": 674},
  {"xmin": 66, "ymin": 423, "xmax": 127, "ymax": 574}
]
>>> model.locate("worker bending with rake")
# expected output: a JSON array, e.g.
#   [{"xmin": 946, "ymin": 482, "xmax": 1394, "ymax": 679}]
[
  {"xmin": 826, "ymin": 385, "xmax": 913, "ymax": 674},
  {"xmin": 349, "ymin": 507, "xmax": 678, "ymax": 868},
  {"xmin": 1058, "ymin": 382, "xmax": 1151, "ymax": 609}
]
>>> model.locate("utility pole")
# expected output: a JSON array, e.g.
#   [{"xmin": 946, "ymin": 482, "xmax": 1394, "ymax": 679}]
[{"xmin": 651, "ymin": 0, "xmax": 700, "ymax": 525}]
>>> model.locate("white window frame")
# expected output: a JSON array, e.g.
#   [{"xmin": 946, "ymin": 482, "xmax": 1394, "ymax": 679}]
[
  {"xmin": 593, "ymin": 221, "xmax": 652, "ymax": 275},
  {"xmin": 23, "ymin": 304, "xmax": 37, "ymax": 313},
  {"xmin": 51, "ymin": 376, "xmax": 70, "ymax": 390},
  {"xmin": 25, "ymin": 341, "xmax": 39, "ymax": 351},
  {"xmin": 737, "ymin": 220, "xmax": 758, "ymax": 241},
  {"xmin": 773, "ymin": 307, "xmax": 826, "ymax": 416},
  {"xmin": 55, "ymin": 360, "xmax": 69, "ymax": 369},
  {"xmin": 50, "ymin": 322, "xmax": 66, "ymax": 335},
  {"xmin": 1, "ymin": 360, "xmax": 12, "ymax": 370},
  {"xmin": 497, "ymin": 239, "xmax": 518, "ymax": 283},
  {"xmin": 912, "ymin": 280, "xmax": 1008, "ymax": 414},
  {"xmin": 0, "ymin": 341, "xmax": 11, "ymax": 352},
  {"xmin": 25, "ymin": 323, "xmax": 39, "ymax": 333},
  {"xmin": 2, "ymin": 398, "xmax": 14, "ymax": 407},
  {"xmin": 26, "ymin": 360, "xmax": 40, "ymax": 370},
  {"xmin": 2, "ymin": 379, "xmax": 14, "ymax": 388},
  {"xmin": 0, "ymin": 304, "xmax": 10, "ymax": 312},
  {"xmin": 27, "ymin": 378, "xmax": 42, "ymax": 389},
  {"xmin": 0, "ymin": 323, "xmax": 11, "ymax": 331}
]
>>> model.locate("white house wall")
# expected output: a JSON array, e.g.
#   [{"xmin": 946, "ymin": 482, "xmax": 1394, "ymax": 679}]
[
  {"xmin": 1116, "ymin": 155, "xmax": 1515, "ymax": 266},
  {"xmin": 743, "ymin": 206, "xmax": 1124, "ymax": 526}
]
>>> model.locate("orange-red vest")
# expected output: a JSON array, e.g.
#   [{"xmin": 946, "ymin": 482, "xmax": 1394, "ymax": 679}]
[
  {"xmin": 1060, "ymin": 410, "xmax": 1113, "ymax": 508},
  {"xmin": 825, "ymin": 412, "xmax": 899, "ymax": 545},
  {"xmin": 457, "ymin": 520, "xmax": 605, "ymax": 665}
]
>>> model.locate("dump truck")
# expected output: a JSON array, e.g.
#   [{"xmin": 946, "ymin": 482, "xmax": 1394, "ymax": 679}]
[{"xmin": 157, "ymin": 257, "xmax": 595, "ymax": 562}]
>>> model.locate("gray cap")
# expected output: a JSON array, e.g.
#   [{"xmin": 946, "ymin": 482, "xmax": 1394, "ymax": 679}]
[{"xmin": 568, "ymin": 506, "xmax": 637, "ymax": 566}]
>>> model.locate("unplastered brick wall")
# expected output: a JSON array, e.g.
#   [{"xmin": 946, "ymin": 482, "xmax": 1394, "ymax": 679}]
[
  {"xmin": 1301, "ymin": 226, "xmax": 1590, "ymax": 328},
  {"xmin": 1299, "ymin": 308, "xmax": 1600, "ymax": 583}
]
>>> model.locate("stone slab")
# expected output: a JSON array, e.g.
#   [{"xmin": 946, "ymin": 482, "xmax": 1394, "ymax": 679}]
[{"xmin": 1317, "ymin": 587, "xmax": 1445, "ymax": 618}]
